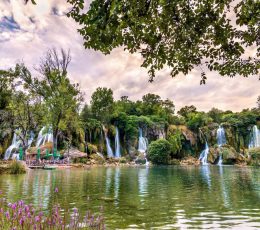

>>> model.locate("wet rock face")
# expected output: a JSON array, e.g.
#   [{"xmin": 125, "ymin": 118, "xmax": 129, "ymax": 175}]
[{"xmin": 206, "ymin": 145, "xmax": 245, "ymax": 165}]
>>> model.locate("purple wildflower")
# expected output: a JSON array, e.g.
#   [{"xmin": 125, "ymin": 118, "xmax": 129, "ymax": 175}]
[
  {"xmin": 54, "ymin": 187, "xmax": 59, "ymax": 193},
  {"xmin": 5, "ymin": 211, "xmax": 10, "ymax": 219},
  {"xmin": 35, "ymin": 215, "xmax": 40, "ymax": 222}
]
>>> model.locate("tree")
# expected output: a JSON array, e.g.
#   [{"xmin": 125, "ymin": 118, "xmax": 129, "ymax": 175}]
[
  {"xmin": 7, "ymin": 92, "xmax": 44, "ymax": 151},
  {"xmin": 67, "ymin": 0, "xmax": 259, "ymax": 82},
  {"xmin": 177, "ymin": 105, "xmax": 197, "ymax": 119},
  {"xmin": 90, "ymin": 87, "xmax": 114, "ymax": 122},
  {"xmin": 147, "ymin": 139, "xmax": 171, "ymax": 164},
  {"xmin": 208, "ymin": 107, "xmax": 223, "ymax": 123},
  {"xmin": 257, "ymin": 96, "xmax": 260, "ymax": 109},
  {"xmin": 21, "ymin": 49, "xmax": 82, "ymax": 149},
  {"xmin": 141, "ymin": 93, "xmax": 162, "ymax": 115}
]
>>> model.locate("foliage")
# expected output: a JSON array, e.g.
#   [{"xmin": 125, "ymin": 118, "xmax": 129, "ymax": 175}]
[
  {"xmin": 187, "ymin": 112, "xmax": 212, "ymax": 131},
  {"xmin": 167, "ymin": 130, "xmax": 184, "ymax": 158},
  {"xmin": 90, "ymin": 87, "xmax": 114, "ymax": 123},
  {"xmin": 21, "ymin": 49, "xmax": 82, "ymax": 149},
  {"xmin": 9, "ymin": 161, "xmax": 26, "ymax": 174},
  {"xmin": 177, "ymin": 105, "xmax": 197, "ymax": 119},
  {"xmin": 67, "ymin": 0, "xmax": 260, "ymax": 81},
  {"xmin": 147, "ymin": 139, "xmax": 171, "ymax": 164}
]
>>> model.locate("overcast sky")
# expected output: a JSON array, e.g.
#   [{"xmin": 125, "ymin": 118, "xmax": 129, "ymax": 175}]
[{"xmin": 0, "ymin": 0, "xmax": 259, "ymax": 112}]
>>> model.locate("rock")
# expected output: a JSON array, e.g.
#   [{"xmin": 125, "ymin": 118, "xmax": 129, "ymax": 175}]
[
  {"xmin": 135, "ymin": 153, "xmax": 147, "ymax": 164},
  {"xmin": 180, "ymin": 156, "xmax": 200, "ymax": 166},
  {"xmin": 65, "ymin": 147, "xmax": 87, "ymax": 159},
  {"xmin": 247, "ymin": 147, "xmax": 260, "ymax": 166},
  {"xmin": 90, "ymin": 153, "xmax": 105, "ymax": 164},
  {"xmin": 168, "ymin": 159, "xmax": 180, "ymax": 165}
]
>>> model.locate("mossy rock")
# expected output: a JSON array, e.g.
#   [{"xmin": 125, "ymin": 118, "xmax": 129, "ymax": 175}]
[
  {"xmin": 90, "ymin": 153, "xmax": 105, "ymax": 164},
  {"xmin": 221, "ymin": 145, "xmax": 240, "ymax": 164},
  {"xmin": 247, "ymin": 147, "xmax": 260, "ymax": 166},
  {"xmin": 168, "ymin": 159, "xmax": 180, "ymax": 165}
]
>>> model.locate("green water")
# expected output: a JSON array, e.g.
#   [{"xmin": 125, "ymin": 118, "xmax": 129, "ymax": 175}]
[{"xmin": 0, "ymin": 166, "xmax": 260, "ymax": 229}]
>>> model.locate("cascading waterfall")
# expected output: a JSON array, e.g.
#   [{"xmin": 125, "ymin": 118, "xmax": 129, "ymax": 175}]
[
  {"xmin": 199, "ymin": 142, "xmax": 209, "ymax": 165},
  {"xmin": 4, "ymin": 132, "xmax": 21, "ymax": 160},
  {"xmin": 217, "ymin": 126, "xmax": 226, "ymax": 146},
  {"xmin": 249, "ymin": 125, "xmax": 260, "ymax": 149},
  {"xmin": 115, "ymin": 127, "xmax": 121, "ymax": 158},
  {"xmin": 103, "ymin": 126, "xmax": 114, "ymax": 158},
  {"xmin": 138, "ymin": 128, "xmax": 148, "ymax": 153},
  {"xmin": 217, "ymin": 126, "xmax": 226, "ymax": 165},
  {"xmin": 36, "ymin": 127, "xmax": 53, "ymax": 148},
  {"xmin": 138, "ymin": 128, "xmax": 149, "ymax": 166}
]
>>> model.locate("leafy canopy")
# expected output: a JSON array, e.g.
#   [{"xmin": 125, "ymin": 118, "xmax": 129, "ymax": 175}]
[{"xmin": 67, "ymin": 0, "xmax": 259, "ymax": 82}]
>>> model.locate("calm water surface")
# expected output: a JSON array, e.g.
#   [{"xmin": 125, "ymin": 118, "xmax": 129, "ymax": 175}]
[{"xmin": 0, "ymin": 166, "xmax": 260, "ymax": 229}]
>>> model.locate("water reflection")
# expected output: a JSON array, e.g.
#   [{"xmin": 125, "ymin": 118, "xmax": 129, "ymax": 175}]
[
  {"xmin": 200, "ymin": 165, "xmax": 211, "ymax": 188},
  {"xmin": 0, "ymin": 166, "xmax": 260, "ymax": 229},
  {"xmin": 138, "ymin": 167, "xmax": 149, "ymax": 203},
  {"xmin": 219, "ymin": 166, "xmax": 230, "ymax": 208}
]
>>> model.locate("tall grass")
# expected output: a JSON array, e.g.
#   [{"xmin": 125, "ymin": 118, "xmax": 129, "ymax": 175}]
[{"xmin": 9, "ymin": 161, "xmax": 26, "ymax": 174}]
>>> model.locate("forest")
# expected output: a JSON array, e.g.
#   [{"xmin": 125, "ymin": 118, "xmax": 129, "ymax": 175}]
[{"xmin": 0, "ymin": 49, "xmax": 260, "ymax": 166}]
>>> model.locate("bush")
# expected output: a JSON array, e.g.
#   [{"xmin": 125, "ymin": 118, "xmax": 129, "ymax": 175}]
[
  {"xmin": 9, "ymin": 161, "xmax": 26, "ymax": 174},
  {"xmin": 147, "ymin": 139, "xmax": 171, "ymax": 164},
  {"xmin": 87, "ymin": 143, "xmax": 98, "ymax": 154}
]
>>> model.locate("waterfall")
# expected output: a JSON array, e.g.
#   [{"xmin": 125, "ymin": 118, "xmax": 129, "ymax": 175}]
[
  {"xmin": 138, "ymin": 128, "xmax": 148, "ymax": 153},
  {"xmin": 249, "ymin": 125, "xmax": 260, "ymax": 149},
  {"xmin": 36, "ymin": 127, "xmax": 53, "ymax": 148},
  {"xmin": 217, "ymin": 126, "xmax": 226, "ymax": 165},
  {"xmin": 4, "ymin": 132, "xmax": 21, "ymax": 160},
  {"xmin": 217, "ymin": 126, "xmax": 226, "ymax": 146},
  {"xmin": 115, "ymin": 127, "xmax": 121, "ymax": 158},
  {"xmin": 103, "ymin": 126, "xmax": 114, "ymax": 158},
  {"xmin": 138, "ymin": 128, "xmax": 149, "ymax": 166},
  {"xmin": 199, "ymin": 142, "xmax": 209, "ymax": 165}
]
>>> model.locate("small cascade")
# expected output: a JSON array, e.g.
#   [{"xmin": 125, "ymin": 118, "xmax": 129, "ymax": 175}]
[
  {"xmin": 103, "ymin": 126, "xmax": 114, "ymax": 158},
  {"xmin": 36, "ymin": 127, "xmax": 53, "ymax": 148},
  {"xmin": 249, "ymin": 125, "xmax": 260, "ymax": 149},
  {"xmin": 217, "ymin": 126, "xmax": 226, "ymax": 146},
  {"xmin": 199, "ymin": 142, "xmax": 209, "ymax": 165},
  {"xmin": 138, "ymin": 128, "xmax": 149, "ymax": 166},
  {"xmin": 115, "ymin": 127, "xmax": 121, "ymax": 158},
  {"xmin": 217, "ymin": 126, "xmax": 226, "ymax": 165},
  {"xmin": 4, "ymin": 132, "xmax": 21, "ymax": 160}
]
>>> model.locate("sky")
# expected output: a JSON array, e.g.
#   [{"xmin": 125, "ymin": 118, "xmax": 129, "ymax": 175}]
[{"xmin": 0, "ymin": 0, "xmax": 259, "ymax": 112}]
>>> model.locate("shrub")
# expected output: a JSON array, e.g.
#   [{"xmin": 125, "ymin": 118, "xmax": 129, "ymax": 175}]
[
  {"xmin": 9, "ymin": 161, "xmax": 26, "ymax": 174},
  {"xmin": 147, "ymin": 139, "xmax": 171, "ymax": 164},
  {"xmin": 87, "ymin": 143, "xmax": 98, "ymax": 154}
]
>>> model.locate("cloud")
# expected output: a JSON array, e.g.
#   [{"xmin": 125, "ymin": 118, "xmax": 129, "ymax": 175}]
[{"xmin": 0, "ymin": 0, "xmax": 259, "ymax": 112}]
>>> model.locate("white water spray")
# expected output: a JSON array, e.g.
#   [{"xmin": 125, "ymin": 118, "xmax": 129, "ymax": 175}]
[
  {"xmin": 249, "ymin": 125, "xmax": 260, "ymax": 149},
  {"xmin": 4, "ymin": 132, "xmax": 21, "ymax": 160},
  {"xmin": 138, "ymin": 128, "xmax": 149, "ymax": 166},
  {"xmin": 103, "ymin": 126, "xmax": 114, "ymax": 158},
  {"xmin": 36, "ymin": 127, "xmax": 53, "ymax": 148},
  {"xmin": 199, "ymin": 142, "xmax": 209, "ymax": 165},
  {"xmin": 115, "ymin": 127, "xmax": 121, "ymax": 158},
  {"xmin": 217, "ymin": 126, "xmax": 226, "ymax": 165}
]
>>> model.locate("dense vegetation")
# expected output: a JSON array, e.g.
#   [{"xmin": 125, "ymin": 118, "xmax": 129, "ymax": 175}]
[{"xmin": 0, "ymin": 49, "xmax": 259, "ymax": 164}]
